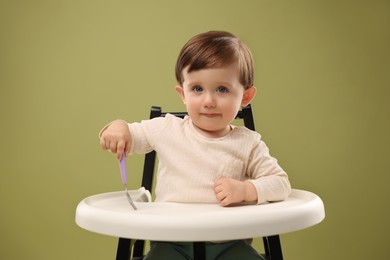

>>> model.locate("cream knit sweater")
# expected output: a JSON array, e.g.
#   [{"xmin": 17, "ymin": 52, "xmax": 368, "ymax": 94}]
[{"xmin": 128, "ymin": 114, "xmax": 291, "ymax": 204}]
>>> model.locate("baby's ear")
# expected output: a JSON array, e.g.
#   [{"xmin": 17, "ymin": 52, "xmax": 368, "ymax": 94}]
[
  {"xmin": 175, "ymin": 85, "xmax": 186, "ymax": 104},
  {"xmin": 241, "ymin": 86, "xmax": 257, "ymax": 107}
]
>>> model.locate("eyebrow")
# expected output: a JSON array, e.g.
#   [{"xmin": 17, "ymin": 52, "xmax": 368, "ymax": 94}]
[{"xmin": 185, "ymin": 81, "xmax": 234, "ymax": 87}]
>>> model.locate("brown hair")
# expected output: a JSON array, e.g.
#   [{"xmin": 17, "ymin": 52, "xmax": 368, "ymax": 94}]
[{"xmin": 175, "ymin": 31, "xmax": 254, "ymax": 89}]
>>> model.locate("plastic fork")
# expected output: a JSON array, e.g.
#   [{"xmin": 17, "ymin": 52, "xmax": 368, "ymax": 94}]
[{"xmin": 119, "ymin": 154, "xmax": 137, "ymax": 210}]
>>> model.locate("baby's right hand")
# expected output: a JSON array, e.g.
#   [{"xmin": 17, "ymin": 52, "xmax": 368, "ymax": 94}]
[{"xmin": 99, "ymin": 119, "xmax": 132, "ymax": 160}]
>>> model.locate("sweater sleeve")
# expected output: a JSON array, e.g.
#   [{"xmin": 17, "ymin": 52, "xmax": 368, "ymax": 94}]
[
  {"xmin": 247, "ymin": 138, "xmax": 291, "ymax": 204},
  {"xmin": 127, "ymin": 116, "xmax": 168, "ymax": 155}
]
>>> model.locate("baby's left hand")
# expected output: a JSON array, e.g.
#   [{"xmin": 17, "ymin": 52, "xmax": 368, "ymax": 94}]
[
  {"xmin": 213, "ymin": 177, "xmax": 246, "ymax": 206},
  {"xmin": 214, "ymin": 178, "xmax": 258, "ymax": 207}
]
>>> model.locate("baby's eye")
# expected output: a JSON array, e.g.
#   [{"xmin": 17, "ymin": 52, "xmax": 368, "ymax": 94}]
[
  {"xmin": 193, "ymin": 85, "xmax": 203, "ymax": 93},
  {"xmin": 216, "ymin": 86, "xmax": 229, "ymax": 93}
]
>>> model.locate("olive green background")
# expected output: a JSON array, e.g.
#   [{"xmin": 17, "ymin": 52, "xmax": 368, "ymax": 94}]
[{"xmin": 1, "ymin": 1, "xmax": 389, "ymax": 259}]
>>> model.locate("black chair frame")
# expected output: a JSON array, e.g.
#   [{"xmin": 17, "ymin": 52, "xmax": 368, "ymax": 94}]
[{"xmin": 116, "ymin": 104, "xmax": 284, "ymax": 260}]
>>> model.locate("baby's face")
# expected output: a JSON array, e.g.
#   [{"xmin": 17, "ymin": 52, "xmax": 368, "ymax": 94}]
[{"xmin": 176, "ymin": 64, "xmax": 246, "ymax": 138}]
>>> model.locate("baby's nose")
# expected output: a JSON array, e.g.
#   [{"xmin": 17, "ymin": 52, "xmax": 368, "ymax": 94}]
[{"xmin": 203, "ymin": 93, "xmax": 216, "ymax": 107}]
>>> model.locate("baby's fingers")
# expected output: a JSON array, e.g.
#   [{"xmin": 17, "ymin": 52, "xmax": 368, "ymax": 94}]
[
  {"xmin": 100, "ymin": 137, "xmax": 118, "ymax": 155},
  {"xmin": 100, "ymin": 138, "xmax": 107, "ymax": 150},
  {"xmin": 100, "ymin": 136, "xmax": 113, "ymax": 151},
  {"xmin": 116, "ymin": 140, "xmax": 127, "ymax": 160}
]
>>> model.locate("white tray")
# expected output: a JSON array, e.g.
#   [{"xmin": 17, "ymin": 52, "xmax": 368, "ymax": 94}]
[{"xmin": 75, "ymin": 189, "xmax": 325, "ymax": 241}]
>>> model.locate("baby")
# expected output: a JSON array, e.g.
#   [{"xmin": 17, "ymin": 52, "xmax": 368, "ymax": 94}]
[{"xmin": 100, "ymin": 30, "xmax": 291, "ymax": 260}]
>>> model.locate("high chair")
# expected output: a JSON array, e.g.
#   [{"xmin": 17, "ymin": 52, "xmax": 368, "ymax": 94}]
[{"xmin": 76, "ymin": 105, "xmax": 325, "ymax": 260}]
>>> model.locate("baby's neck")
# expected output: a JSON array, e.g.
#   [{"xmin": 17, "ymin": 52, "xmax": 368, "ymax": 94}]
[{"xmin": 192, "ymin": 124, "xmax": 232, "ymax": 138}]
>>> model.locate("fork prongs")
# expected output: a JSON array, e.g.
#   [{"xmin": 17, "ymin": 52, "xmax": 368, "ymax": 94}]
[{"xmin": 124, "ymin": 186, "xmax": 137, "ymax": 210}]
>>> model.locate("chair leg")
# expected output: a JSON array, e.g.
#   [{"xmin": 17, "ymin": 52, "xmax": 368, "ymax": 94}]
[
  {"xmin": 263, "ymin": 235, "xmax": 283, "ymax": 260},
  {"xmin": 193, "ymin": 242, "xmax": 206, "ymax": 260},
  {"xmin": 116, "ymin": 238, "xmax": 132, "ymax": 260},
  {"xmin": 133, "ymin": 240, "xmax": 145, "ymax": 259},
  {"xmin": 263, "ymin": 237, "xmax": 270, "ymax": 256}
]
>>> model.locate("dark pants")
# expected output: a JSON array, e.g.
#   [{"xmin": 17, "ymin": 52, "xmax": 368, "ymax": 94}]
[{"xmin": 144, "ymin": 240, "xmax": 265, "ymax": 260}]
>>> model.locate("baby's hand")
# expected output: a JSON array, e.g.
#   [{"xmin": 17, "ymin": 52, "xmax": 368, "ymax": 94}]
[
  {"xmin": 213, "ymin": 178, "xmax": 258, "ymax": 207},
  {"xmin": 213, "ymin": 178, "xmax": 246, "ymax": 206},
  {"xmin": 99, "ymin": 119, "xmax": 132, "ymax": 160}
]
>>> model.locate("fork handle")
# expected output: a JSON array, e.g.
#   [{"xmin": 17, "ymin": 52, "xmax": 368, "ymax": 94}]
[{"xmin": 119, "ymin": 154, "xmax": 127, "ymax": 184}]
